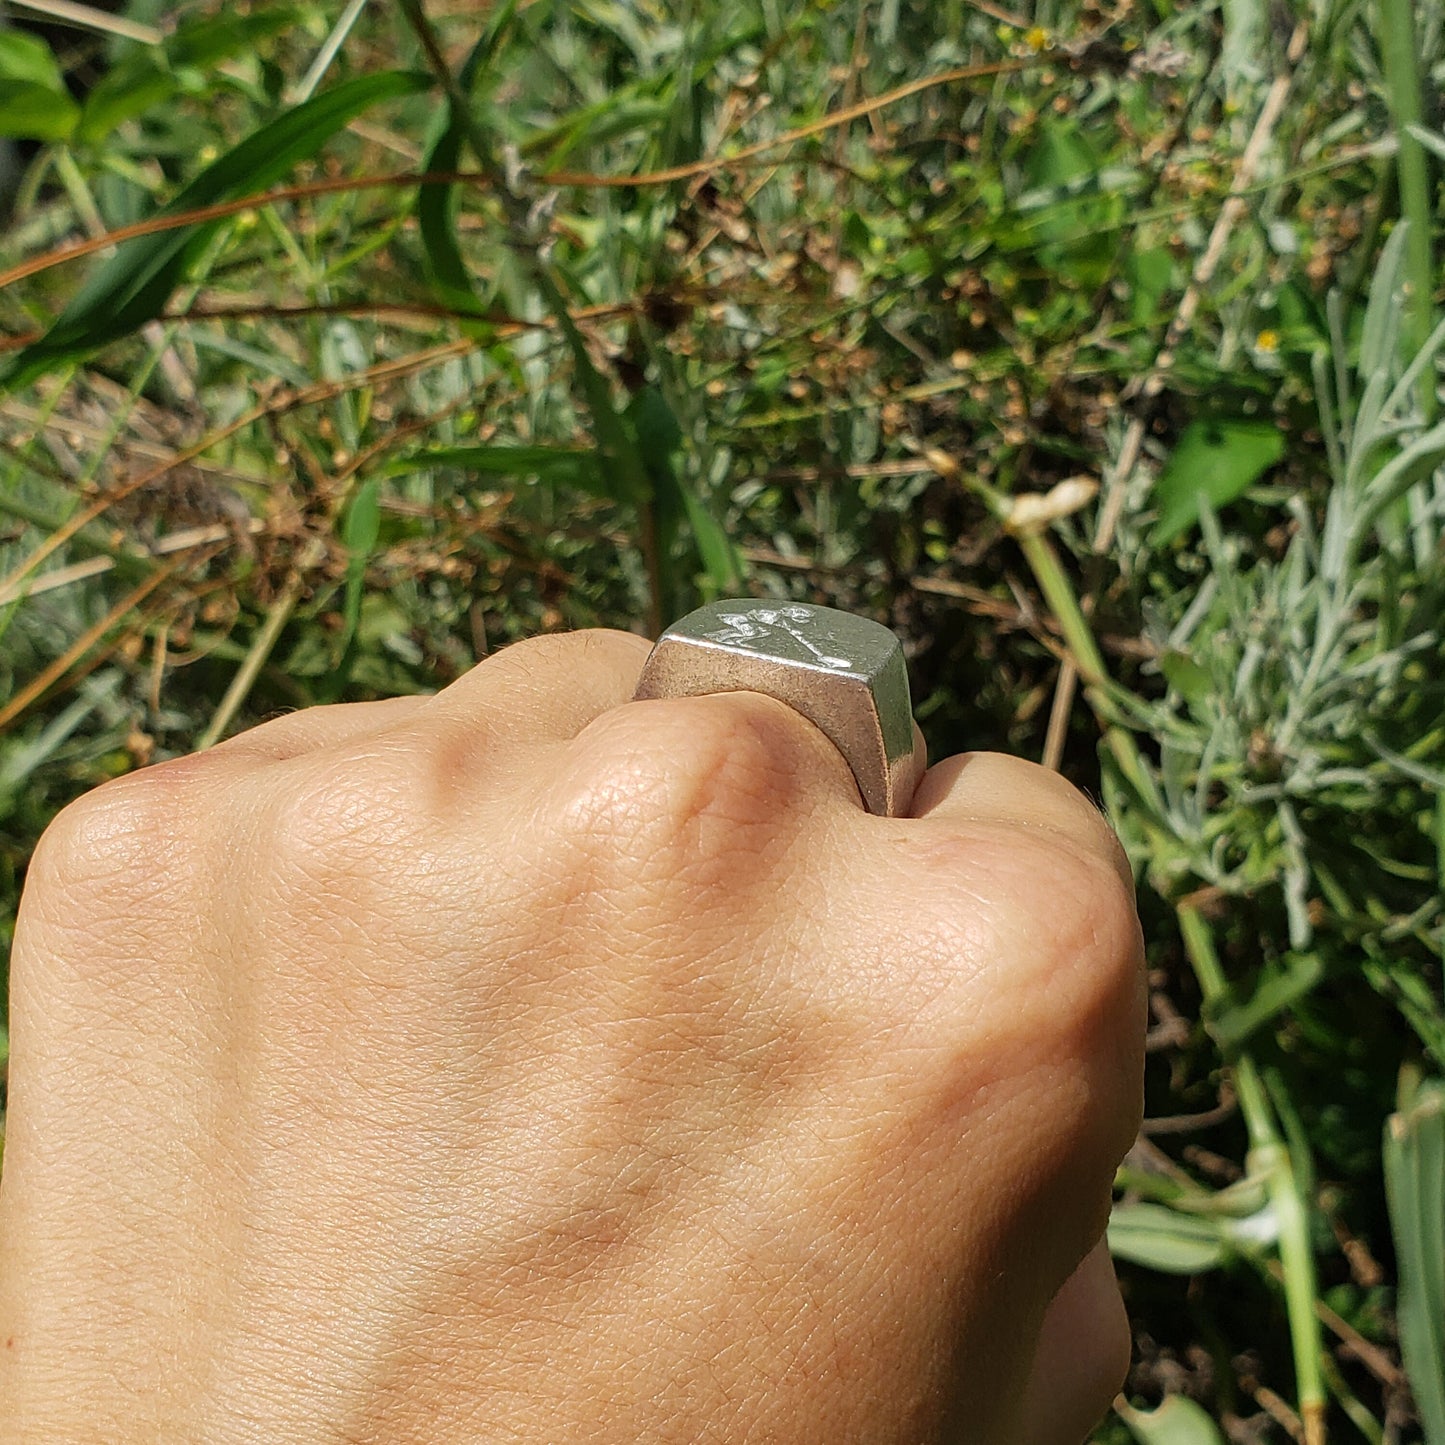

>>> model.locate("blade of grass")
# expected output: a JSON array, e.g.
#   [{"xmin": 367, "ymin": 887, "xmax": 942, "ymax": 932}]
[
  {"xmin": 290, "ymin": 0, "xmax": 371, "ymax": 104},
  {"xmin": 1378, "ymin": 0, "xmax": 1436, "ymax": 425},
  {"xmin": 3, "ymin": 0, "xmax": 163, "ymax": 45},
  {"xmin": 398, "ymin": 0, "xmax": 662, "ymax": 624},
  {"xmin": 1384, "ymin": 1070, "xmax": 1445, "ymax": 1445},
  {"xmin": 2, "ymin": 69, "xmax": 432, "ymax": 388},
  {"xmin": 196, "ymin": 573, "xmax": 308, "ymax": 750},
  {"xmin": 322, "ymin": 477, "xmax": 382, "ymax": 703},
  {"xmin": 1180, "ymin": 905, "xmax": 1327, "ymax": 1445},
  {"xmin": 414, "ymin": 20, "xmax": 509, "ymax": 323}
]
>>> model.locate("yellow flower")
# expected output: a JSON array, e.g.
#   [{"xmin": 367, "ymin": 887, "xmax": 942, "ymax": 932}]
[
  {"xmin": 1025, "ymin": 26, "xmax": 1050, "ymax": 51},
  {"xmin": 1255, "ymin": 329, "xmax": 1281, "ymax": 353}
]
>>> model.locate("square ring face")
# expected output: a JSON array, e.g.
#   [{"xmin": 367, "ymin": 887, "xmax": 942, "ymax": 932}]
[
  {"xmin": 683, "ymin": 601, "xmax": 895, "ymax": 679},
  {"xmin": 635, "ymin": 599, "xmax": 920, "ymax": 816}
]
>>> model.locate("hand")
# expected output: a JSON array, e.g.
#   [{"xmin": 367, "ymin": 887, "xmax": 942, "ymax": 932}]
[{"xmin": 0, "ymin": 629, "xmax": 1144, "ymax": 1443}]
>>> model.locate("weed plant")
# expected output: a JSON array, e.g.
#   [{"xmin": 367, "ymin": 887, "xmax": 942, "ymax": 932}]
[{"xmin": 0, "ymin": 2, "xmax": 1442, "ymax": 1441}]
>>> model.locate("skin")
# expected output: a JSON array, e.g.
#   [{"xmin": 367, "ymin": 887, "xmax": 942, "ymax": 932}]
[{"xmin": 0, "ymin": 629, "xmax": 1145, "ymax": 1444}]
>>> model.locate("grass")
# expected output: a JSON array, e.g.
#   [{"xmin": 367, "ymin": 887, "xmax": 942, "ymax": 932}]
[{"xmin": 1, "ymin": 1, "xmax": 1443, "ymax": 1440}]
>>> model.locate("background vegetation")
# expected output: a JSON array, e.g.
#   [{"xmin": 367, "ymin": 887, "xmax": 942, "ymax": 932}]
[{"xmin": 0, "ymin": 0, "xmax": 1442, "ymax": 1440}]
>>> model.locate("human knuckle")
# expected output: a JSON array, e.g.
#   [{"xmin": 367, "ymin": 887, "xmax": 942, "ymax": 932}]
[
  {"xmin": 558, "ymin": 698, "xmax": 795, "ymax": 855},
  {"xmin": 908, "ymin": 822, "xmax": 1141, "ymax": 1047},
  {"xmin": 259, "ymin": 751, "xmax": 418, "ymax": 886},
  {"xmin": 29, "ymin": 762, "xmax": 206, "ymax": 898}
]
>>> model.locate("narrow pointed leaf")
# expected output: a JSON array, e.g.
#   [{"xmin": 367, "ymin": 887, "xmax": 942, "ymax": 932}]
[
  {"xmin": 3, "ymin": 70, "xmax": 430, "ymax": 390},
  {"xmin": 1385, "ymin": 1075, "xmax": 1445, "ymax": 1445},
  {"xmin": 416, "ymin": 30, "xmax": 498, "ymax": 324}
]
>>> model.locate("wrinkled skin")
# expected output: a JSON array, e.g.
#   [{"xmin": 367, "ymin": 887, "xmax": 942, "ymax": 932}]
[{"xmin": 0, "ymin": 630, "xmax": 1144, "ymax": 1443}]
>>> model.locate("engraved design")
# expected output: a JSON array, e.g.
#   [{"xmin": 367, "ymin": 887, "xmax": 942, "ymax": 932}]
[{"xmin": 705, "ymin": 605, "xmax": 852, "ymax": 668}]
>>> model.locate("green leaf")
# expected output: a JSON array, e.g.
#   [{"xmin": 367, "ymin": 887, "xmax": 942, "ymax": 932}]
[
  {"xmin": 1116, "ymin": 1396, "xmax": 1228, "ymax": 1445},
  {"xmin": 167, "ymin": 9, "xmax": 298, "ymax": 70},
  {"xmin": 1022, "ymin": 117, "xmax": 1098, "ymax": 200},
  {"xmin": 417, "ymin": 110, "xmax": 484, "ymax": 317},
  {"xmin": 2, "ymin": 69, "xmax": 431, "ymax": 390},
  {"xmin": 76, "ymin": 59, "xmax": 179, "ymax": 145},
  {"xmin": 0, "ymin": 80, "xmax": 80, "ymax": 142},
  {"xmin": 1107, "ymin": 1201, "xmax": 1232, "ymax": 1274},
  {"xmin": 1384, "ymin": 1072, "xmax": 1445, "ymax": 1445},
  {"xmin": 1206, "ymin": 952, "xmax": 1325, "ymax": 1053},
  {"xmin": 1157, "ymin": 650, "xmax": 1213, "ymax": 709},
  {"xmin": 1356, "ymin": 420, "xmax": 1445, "ymax": 542},
  {"xmin": 528, "ymin": 90, "xmax": 670, "ymax": 170},
  {"xmin": 341, "ymin": 478, "xmax": 382, "ymax": 619},
  {"xmin": 627, "ymin": 378, "xmax": 745, "ymax": 604},
  {"xmin": 416, "ymin": 23, "xmax": 508, "ymax": 326},
  {"xmin": 1012, "ymin": 118, "xmax": 1128, "ymax": 279},
  {"xmin": 0, "ymin": 28, "xmax": 67, "ymax": 89},
  {"xmin": 625, "ymin": 387, "xmax": 743, "ymax": 596},
  {"xmin": 680, "ymin": 484, "xmax": 744, "ymax": 598},
  {"xmin": 1361, "ymin": 221, "xmax": 1409, "ymax": 384},
  {"xmin": 627, "ymin": 384, "xmax": 684, "ymax": 479},
  {"xmin": 1126, "ymin": 245, "xmax": 1174, "ymax": 328},
  {"xmin": 0, "ymin": 32, "xmax": 78, "ymax": 141},
  {"xmin": 1151, "ymin": 419, "xmax": 1287, "ymax": 546}
]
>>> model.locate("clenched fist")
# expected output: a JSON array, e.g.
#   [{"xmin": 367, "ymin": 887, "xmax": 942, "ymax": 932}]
[{"xmin": 0, "ymin": 629, "xmax": 1144, "ymax": 1443}]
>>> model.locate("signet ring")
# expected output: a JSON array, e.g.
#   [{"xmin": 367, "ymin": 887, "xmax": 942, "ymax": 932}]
[{"xmin": 632, "ymin": 599, "xmax": 923, "ymax": 817}]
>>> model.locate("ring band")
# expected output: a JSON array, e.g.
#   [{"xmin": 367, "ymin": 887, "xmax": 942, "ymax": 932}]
[{"xmin": 633, "ymin": 599, "xmax": 922, "ymax": 817}]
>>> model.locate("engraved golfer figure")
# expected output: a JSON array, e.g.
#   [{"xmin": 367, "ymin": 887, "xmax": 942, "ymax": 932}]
[{"xmin": 707, "ymin": 606, "xmax": 853, "ymax": 669}]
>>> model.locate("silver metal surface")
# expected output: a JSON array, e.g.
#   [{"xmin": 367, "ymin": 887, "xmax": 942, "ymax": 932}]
[{"xmin": 633, "ymin": 599, "xmax": 922, "ymax": 816}]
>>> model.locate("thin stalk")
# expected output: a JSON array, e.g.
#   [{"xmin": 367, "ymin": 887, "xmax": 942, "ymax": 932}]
[
  {"xmin": 52, "ymin": 148, "xmax": 107, "ymax": 238},
  {"xmin": 196, "ymin": 576, "xmax": 305, "ymax": 750},
  {"xmin": 1378, "ymin": 0, "xmax": 1436, "ymax": 424},
  {"xmin": 1436, "ymin": 788, "xmax": 1445, "ymax": 967},
  {"xmin": 1179, "ymin": 906, "xmax": 1327, "ymax": 1445},
  {"xmin": 1013, "ymin": 529, "xmax": 1166, "ymax": 817},
  {"xmin": 291, "ymin": 0, "xmax": 371, "ymax": 104},
  {"xmin": 1319, "ymin": 1355, "xmax": 1384, "ymax": 1445},
  {"xmin": 4, "ymin": 0, "xmax": 162, "ymax": 44}
]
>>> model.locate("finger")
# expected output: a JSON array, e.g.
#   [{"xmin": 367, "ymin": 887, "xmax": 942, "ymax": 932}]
[
  {"xmin": 908, "ymin": 751, "xmax": 1132, "ymax": 893},
  {"xmin": 881, "ymin": 752, "xmax": 1147, "ymax": 1219},
  {"xmin": 201, "ymin": 631, "xmax": 650, "ymax": 782},
  {"xmin": 1015, "ymin": 1240, "xmax": 1131, "ymax": 1445},
  {"xmin": 426, "ymin": 628, "xmax": 654, "ymax": 744},
  {"xmin": 205, "ymin": 697, "xmax": 429, "ymax": 762},
  {"xmin": 88, "ymin": 699, "xmax": 432, "ymax": 804},
  {"xmin": 204, "ymin": 629, "xmax": 650, "ymax": 769}
]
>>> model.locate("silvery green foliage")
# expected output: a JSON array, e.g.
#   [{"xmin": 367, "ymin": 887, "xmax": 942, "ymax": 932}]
[{"xmin": 1109, "ymin": 224, "xmax": 1445, "ymax": 1053}]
